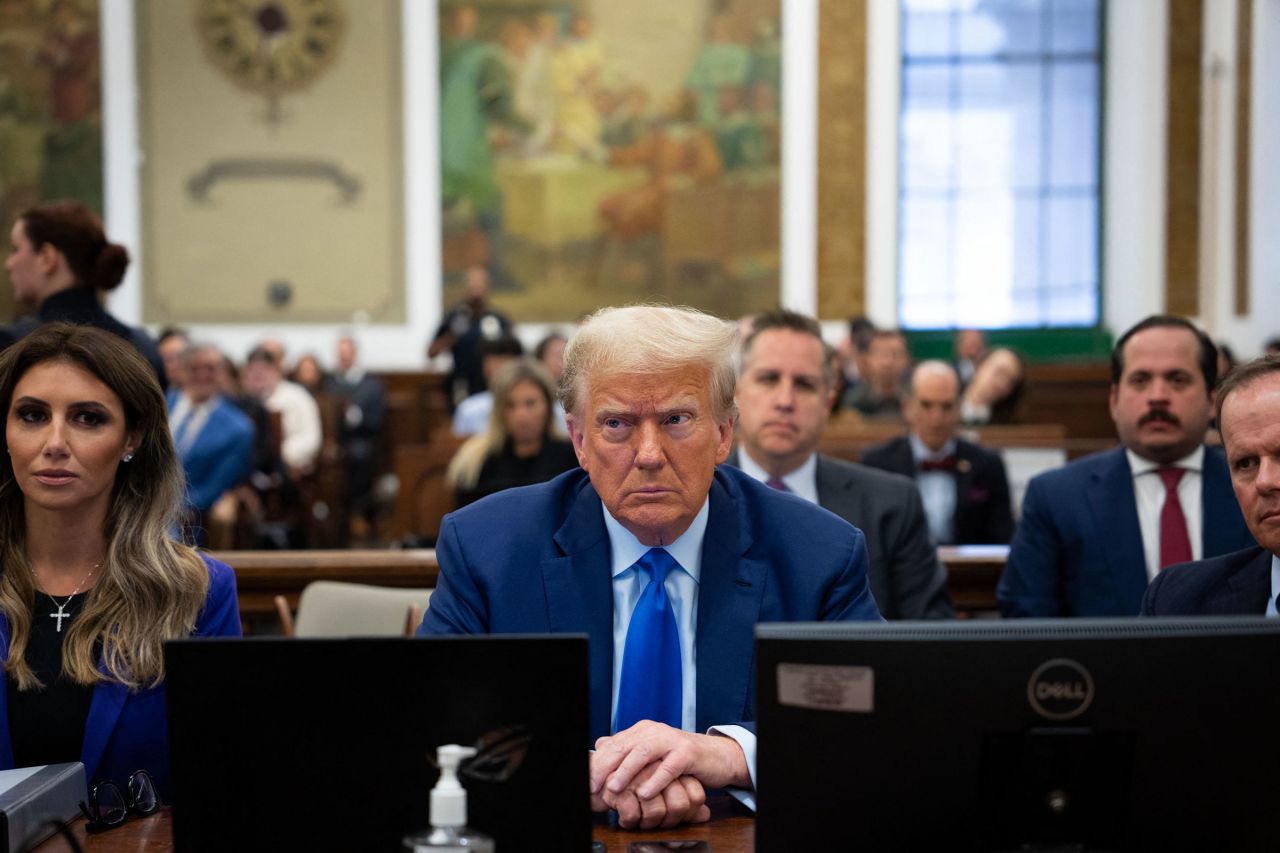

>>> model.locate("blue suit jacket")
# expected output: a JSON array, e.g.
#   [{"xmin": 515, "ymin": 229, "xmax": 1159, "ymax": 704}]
[
  {"xmin": 169, "ymin": 395, "xmax": 255, "ymax": 512},
  {"xmin": 1141, "ymin": 545, "xmax": 1273, "ymax": 616},
  {"xmin": 418, "ymin": 465, "xmax": 881, "ymax": 741},
  {"xmin": 0, "ymin": 555, "xmax": 241, "ymax": 797},
  {"xmin": 998, "ymin": 446, "xmax": 1255, "ymax": 617}
]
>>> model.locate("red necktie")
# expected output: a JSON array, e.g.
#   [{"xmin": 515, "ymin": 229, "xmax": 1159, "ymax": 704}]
[
  {"xmin": 1157, "ymin": 467, "xmax": 1192, "ymax": 569},
  {"xmin": 766, "ymin": 477, "xmax": 789, "ymax": 492}
]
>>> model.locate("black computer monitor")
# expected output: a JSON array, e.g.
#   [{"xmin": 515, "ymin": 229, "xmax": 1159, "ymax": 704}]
[
  {"xmin": 165, "ymin": 636, "xmax": 590, "ymax": 853},
  {"xmin": 755, "ymin": 619, "xmax": 1280, "ymax": 853}
]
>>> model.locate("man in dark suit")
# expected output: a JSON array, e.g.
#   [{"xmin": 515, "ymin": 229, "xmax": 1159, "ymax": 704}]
[
  {"xmin": 419, "ymin": 305, "xmax": 880, "ymax": 829},
  {"xmin": 862, "ymin": 360, "xmax": 1014, "ymax": 545},
  {"xmin": 730, "ymin": 309, "xmax": 952, "ymax": 619},
  {"xmin": 1143, "ymin": 356, "xmax": 1280, "ymax": 616},
  {"xmin": 998, "ymin": 316, "xmax": 1255, "ymax": 617},
  {"xmin": 325, "ymin": 336, "xmax": 387, "ymax": 532}
]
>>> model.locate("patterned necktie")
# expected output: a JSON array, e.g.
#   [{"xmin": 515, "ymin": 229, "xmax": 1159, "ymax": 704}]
[
  {"xmin": 766, "ymin": 477, "xmax": 789, "ymax": 492},
  {"xmin": 172, "ymin": 408, "xmax": 196, "ymax": 454},
  {"xmin": 1157, "ymin": 467, "xmax": 1192, "ymax": 569},
  {"xmin": 615, "ymin": 549, "xmax": 683, "ymax": 732}
]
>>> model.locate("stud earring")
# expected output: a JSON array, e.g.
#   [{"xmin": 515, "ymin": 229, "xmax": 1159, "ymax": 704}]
[{"xmin": 122, "ymin": 453, "xmax": 134, "ymax": 462}]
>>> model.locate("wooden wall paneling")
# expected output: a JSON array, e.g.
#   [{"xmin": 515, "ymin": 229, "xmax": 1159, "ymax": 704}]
[
  {"xmin": 1165, "ymin": 0, "xmax": 1205, "ymax": 316},
  {"xmin": 816, "ymin": 0, "xmax": 867, "ymax": 320},
  {"xmin": 1234, "ymin": 0, "xmax": 1253, "ymax": 316}
]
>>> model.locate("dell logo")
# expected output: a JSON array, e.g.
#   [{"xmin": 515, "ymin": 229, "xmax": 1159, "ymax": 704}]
[{"xmin": 1027, "ymin": 658, "xmax": 1094, "ymax": 721}]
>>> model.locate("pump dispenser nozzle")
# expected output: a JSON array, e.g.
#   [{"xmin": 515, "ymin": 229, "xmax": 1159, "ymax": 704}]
[{"xmin": 431, "ymin": 745, "xmax": 478, "ymax": 829}]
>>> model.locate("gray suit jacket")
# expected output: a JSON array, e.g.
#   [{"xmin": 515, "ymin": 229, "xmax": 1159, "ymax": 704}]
[{"xmin": 728, "ymin": 449, "xmax": 954, "ymax": 619}]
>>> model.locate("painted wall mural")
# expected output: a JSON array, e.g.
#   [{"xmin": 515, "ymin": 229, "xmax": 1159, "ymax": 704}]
[{"xmin": 438, "ymin": 0, "xmax": 782, "ymax": 321}]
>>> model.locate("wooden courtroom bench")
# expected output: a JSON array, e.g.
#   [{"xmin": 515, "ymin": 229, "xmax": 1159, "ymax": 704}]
[
  {"xmin": 211, "ymin": 549, "xmax": 438, "ymax": 633},
  {"xmin": 940, "ymin": 544, "xmax": 1009, "ymax": 617}
]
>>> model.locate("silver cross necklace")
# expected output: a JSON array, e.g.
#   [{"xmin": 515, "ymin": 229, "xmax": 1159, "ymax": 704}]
[{"xmin": 32, "ymin": 563, "xmax": 100, "ymax": 633}]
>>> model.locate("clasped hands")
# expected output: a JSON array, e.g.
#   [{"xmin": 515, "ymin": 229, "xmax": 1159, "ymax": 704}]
[{"xmin": 589, "ymin": 721, "xmax": 750, "ymax": 830}]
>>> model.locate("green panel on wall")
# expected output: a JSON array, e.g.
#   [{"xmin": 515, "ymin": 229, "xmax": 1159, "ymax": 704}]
[{"xmin": 904, "ymin": 328, "xmax": 1114, "ymax": 364}]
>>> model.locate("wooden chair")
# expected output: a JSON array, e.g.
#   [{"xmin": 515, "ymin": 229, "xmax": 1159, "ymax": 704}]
[{"xmin": 274, "ymin": 581, "xmax": 433, "ymax": 637}]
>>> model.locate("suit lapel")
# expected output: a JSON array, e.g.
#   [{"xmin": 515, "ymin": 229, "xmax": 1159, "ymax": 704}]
[
  {"xmin": 0, "ymin": 615, "xmax": 12, "ymax": 768},
  {"xmin": 81, "ymin": 677, "xmax": 129, "ymax": 784},
  {"xmin": 695, "ymin": 474, "xmax": 766, "ymax": 732},
  {"xmin": 1087, "ymin": 450, "xmax": 1148, "ymax": 608},
  {"xmin": 542, "ymin": 481, "xmax": 614, "ymax": 741}
]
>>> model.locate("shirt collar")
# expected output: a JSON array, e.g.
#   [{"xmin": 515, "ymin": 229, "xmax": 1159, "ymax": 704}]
[
  {"xmin": 735, "ymin": 447, "xmax": 818, "ymax": 496},
  {"xmin": 1270, "ymin": 554, "xmax": 1280, "ymax": 614},
  {"xmin": 1126, "ymin": 445, "xmax": 1205, "ymax": 478},
  {"xmin": 602, "ymin": 497, "xmax": 709, "ymax": 583},
  {"xmin": 909, "ymin": 433, "xmax": 957, "ymax": 463}
]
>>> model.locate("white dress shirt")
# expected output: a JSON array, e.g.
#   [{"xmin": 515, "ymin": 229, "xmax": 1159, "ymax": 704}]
[
  {"xmin": 1267, "ymin": 554, "xmax": 1280, "ymax": 618},
  {"xmin": 602, "ymin": 500, "xmax": 758, "ymax": 808},
  {"xmin": 910, "ymin": 434, "xmax": 958, "ymax": 546},
  {"xmin": 265, "ymin": 380, "xmax": 323, "ymax": 470},
  {"xmin": 1127, "ymin": 446, "xmax": 1205, "ymax": 580},
  {"xmin": 734, "ymin": 449, "xmax": 819, "ymax": 505},
  {"xmin": 168, "ymin": 395, "xmax": 216, "ymax": 455}
]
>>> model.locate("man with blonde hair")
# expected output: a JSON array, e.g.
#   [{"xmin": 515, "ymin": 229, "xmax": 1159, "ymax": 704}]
[{"xmin": 420, "ymin": 304, "xmax": 880, "ymax": 829}]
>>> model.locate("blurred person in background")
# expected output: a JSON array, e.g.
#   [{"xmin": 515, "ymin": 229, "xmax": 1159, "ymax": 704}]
[
  {"xmin": 446, "ymin": 358, "xmax": 577, "ymax": 507},
  {"xmin": 325, "ymin": 336, "xmax": 387, "ymax": 535},
  {"xmin": 842, "ymin": 329, "xmax": 910, "ymax": 419},
  {"xmin": 952, "ymin": 328, "xmax": 988, "ymax": 389},
  {"xmin": 959, "ymin": 347, "xmax": 1025, "ymax": 425}
]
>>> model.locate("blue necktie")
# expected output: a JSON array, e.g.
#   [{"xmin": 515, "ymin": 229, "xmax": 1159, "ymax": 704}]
[{"xmin": 615, "ymin": 548, "xmax": 683, "ymax": 732}]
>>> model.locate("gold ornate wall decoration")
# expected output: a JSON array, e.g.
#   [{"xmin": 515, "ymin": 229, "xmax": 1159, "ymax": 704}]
[
  {"xmin": 1234, "ymin": 0, "xmax": 1252, "ymax": 316},
  {"xmin": 138, "ymin": 0, "xmax": 404, "ymax": 324},
  {"xmin": 1165, "ymin": 0, "xmax": 1204, "ymax": 317},
  {"xmin": 816, "ymin": 0, "xmax": 867, "ymax": 321}
]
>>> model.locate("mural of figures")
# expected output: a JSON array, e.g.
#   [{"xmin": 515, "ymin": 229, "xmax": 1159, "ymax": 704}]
[
  {"xmin": 0, "ymin": 0, "xmax": 103, "ymax": 319},
  {"xmin": 438, "ymin": 0, "xmax": 782, "ymax": 322}
]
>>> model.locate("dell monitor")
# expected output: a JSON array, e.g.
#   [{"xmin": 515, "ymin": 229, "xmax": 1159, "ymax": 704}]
[{"xmin": 756, "ymin": 618, "xmax": 1279, "ymax": 852}]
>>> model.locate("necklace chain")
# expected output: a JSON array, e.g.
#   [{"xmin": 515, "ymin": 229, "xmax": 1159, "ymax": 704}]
[{"xmin": 31, "ymin": 562, "xmax": 101, "ymax": 633}]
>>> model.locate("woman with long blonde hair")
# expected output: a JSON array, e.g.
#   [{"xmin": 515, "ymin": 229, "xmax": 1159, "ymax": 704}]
[
  {"xmin": 447, "ymin": 358, "xmax": 578, "ymax": 506},
  {"xmin": 0, "ymin": 324, "xmax": 240, "ymax": 797}
]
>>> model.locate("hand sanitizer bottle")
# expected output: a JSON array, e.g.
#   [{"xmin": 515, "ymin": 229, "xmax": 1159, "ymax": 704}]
[{"xmin": 403, "ymin": 745, "xmax": 495, "ymax": 852}]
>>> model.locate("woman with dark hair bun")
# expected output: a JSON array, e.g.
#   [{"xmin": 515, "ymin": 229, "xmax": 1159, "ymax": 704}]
[{"xmin": 4, "ymin": 200, "xmax": 165, "ymax": 387}]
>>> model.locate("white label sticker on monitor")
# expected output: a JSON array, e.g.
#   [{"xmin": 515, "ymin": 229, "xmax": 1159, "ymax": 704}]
[{"xmin": 776, "ymin": 663, "xmax": 874, "ymax": 712}]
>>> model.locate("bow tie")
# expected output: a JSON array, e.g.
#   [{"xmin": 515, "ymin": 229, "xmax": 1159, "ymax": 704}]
[{"xmin": 920, "ymin": 455, "xmax": 957, "ymax": 473}]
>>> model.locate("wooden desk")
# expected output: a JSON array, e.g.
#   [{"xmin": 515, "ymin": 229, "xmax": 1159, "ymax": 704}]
[
  {"xmin": 940, "ymin": 544, "xmax": 1009, "ymax": 616},
  {"xmin": 34, "ymin": 801, "xmax": 756, "ymax": 852},
  {"xmin": 211, "ymin": 549, "xmax": 439, "ymax": 625}
]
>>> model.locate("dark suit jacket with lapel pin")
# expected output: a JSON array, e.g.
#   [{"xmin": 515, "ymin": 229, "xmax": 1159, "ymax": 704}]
[{"xmin": 859, "ymin": 436, "xmax": 1015, "ymax": 545}]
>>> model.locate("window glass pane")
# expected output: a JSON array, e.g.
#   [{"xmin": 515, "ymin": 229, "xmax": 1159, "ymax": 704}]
[
  {"xmin": 903, "ymin": 3, "xmax": 953, "ymax": 57},
  {"xmin": 953, "ymin": 195, "xmax": 1016, "ymax": 327},
  {"xmin": 900, "ymin": 197, "xmax": 952, "ymax": 300},
  {"xmin": 898, "ymin": 0, "xmax": 1101, "ymax": 330},
  {"xmin": 956, "ymin": 63, "xmax": 1042, "ymax": 189},
  {"xmin": 1049, "ymin": 64, "xmax": 1099, "ymax": 188},
  {"xmin": 1045, "ymin": 196, "xmax": 1097, "ymax": 288},
  {"xmin": 958, "ymin": 0, "xmax": 1045, "ymax": 57},
  {"xmin": 1051, "ymin": 0, "xmax": 1100, "ymax": 54},
  {"xmin": 901, "ymin": 66, "xmax": 955, "ymax": 191}
]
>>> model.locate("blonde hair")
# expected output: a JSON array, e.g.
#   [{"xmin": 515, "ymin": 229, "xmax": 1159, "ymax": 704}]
[
  {"xmin": 447, "ymin": 359, "xmax": 564, "ymax": 491},
  {"xmin": 560, "ymin": 304, "xmax": 739, "ymax": 421},
  {"xmin": 0, "ymin": 324, "xmax": 209, "ymax": 691}
]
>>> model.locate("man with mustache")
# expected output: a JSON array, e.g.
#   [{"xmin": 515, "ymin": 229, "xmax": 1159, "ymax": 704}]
[
  {"xmin": 998, "ymin": 316, "xmax": 1255, "ymax": 616},
  {"xmin": 729, "ymin": 309, "xmax": 953, "ymax": 618},
  {"xmin": 1142, "ymin": 356, "xmax": 1280, "ymax": 615}
]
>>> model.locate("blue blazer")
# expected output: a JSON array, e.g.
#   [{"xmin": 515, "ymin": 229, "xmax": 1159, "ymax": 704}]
[
  {"xmin": 418, "ymin": 465, "xmax": 881, "ymax": 741},
  {"xmin": 998, "ymin": 446, "xmax": 1255, "ymax": 617},
  {"xmin": 0, "ymin": 555, "xmax": 241, "ymax": 797},
  {"xmin": 169, "ymin": 395, "xmax": 255, "ymax": 513},
  {"xmin": 1141, "ymin": 545, "xmax": 1273, "ymax": 616}
]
